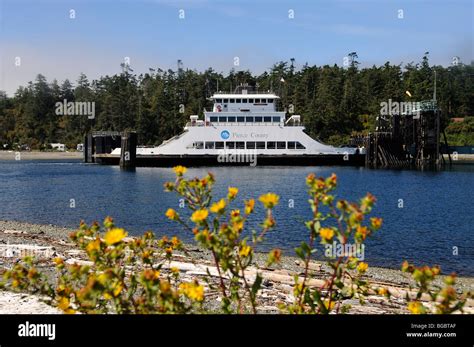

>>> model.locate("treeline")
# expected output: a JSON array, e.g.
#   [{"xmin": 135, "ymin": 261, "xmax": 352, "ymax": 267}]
[{"xmin": 0, "ymin": 54, "xmax": 473, "ymax": 149}]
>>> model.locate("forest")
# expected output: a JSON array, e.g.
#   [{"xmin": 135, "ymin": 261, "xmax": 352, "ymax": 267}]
[{"xmin": 0, "ymin": 54, "xmax": 473, "ymax": 149}]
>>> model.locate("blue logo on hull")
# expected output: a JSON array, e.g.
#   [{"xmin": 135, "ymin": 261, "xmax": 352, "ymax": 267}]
[{"xmin": 220, "ymin": 130, "xmax": 230, "ymax": 140}]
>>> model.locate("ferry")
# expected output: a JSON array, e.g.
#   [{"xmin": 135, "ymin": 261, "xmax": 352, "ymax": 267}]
[{"xmin": 101, "ymin": 86, "xmax": 365, "ymax": 166}]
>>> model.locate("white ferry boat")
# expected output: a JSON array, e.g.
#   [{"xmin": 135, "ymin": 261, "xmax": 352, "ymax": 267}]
[{"xmin": 103, "ymin": 86, "xmax": 364, "ymax": 166}]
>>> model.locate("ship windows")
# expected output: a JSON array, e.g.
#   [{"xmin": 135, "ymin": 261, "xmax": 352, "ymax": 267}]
[
  {"xmin": 288, "ymin": 142, "xmax": 305, "ymax": 149},
  {"xmin": 223, "ymin": 99, "xmax": 229, "ymax": 103},
  {"xmin": 254, "ymin": 99, "xmax": 260, "ymax": 103},
  {"xmin": 237, "ymin": 116, "xmax": 245, "ymax": 123},
  {"xmin": 194, "ymin": 141, "xmax": 301, "ymax": 150},
  {"xmin": 242, "ymin": 99, "xmax": 248, "ymax": 103},
  {"xmin": 236, "ymin": 99, "xmax": 242, "ymax": 103},
  {"xmin": 210, "ymin": 116, "xmax": 218, "ymax": 122},
  {"xmin": 218, "ymin": 116, "xmax": 227, "ymax": 122},
  {"xmin": 296, "ymin": 142, "xmax": 305, "ymax": 149},
  {"xmin": 273, "ymin": 117, "xmax": 280, "ymax": 123},
  {"xmin": 268, "ymin": 99, "xmax": 274, "ymax": 103},
  {"xmin": 254, "ymin": 116, "xmax": 263, "ymax": 122},
  {"xmin": 216, "ymin": 99, "xmax": 222, "ymax": 103},
  {"xmin": 246, "ymin": 117, "xmax": 254, "ymax": 122},
  {"xmin": 193, "ymin": 141, "xmax": 306, "ymax": 149},
  {"xmin": 230, "ymin": 99, "xmax": 235, "ymax": 103},
  {"xmin": 227, "ymin": 116, "xmax": 236, "ymax": 122},
  {"xmin": 261, "ymin": 99, "xmax": 266, "ymax": 103},
  {"xmin": 248, "ymin": 98, "xmax": 254, "ymax": 103},
  {"xmin": 264, "ymin": 117, "xmax": 272, "ymax": 122}
]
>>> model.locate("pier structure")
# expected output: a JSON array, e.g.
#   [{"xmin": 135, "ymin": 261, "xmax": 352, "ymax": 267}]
[
  {"xmin": 83, "ymin": 131, "xmax": 133, "ymax": 168},
  {"xmin": 359, "ymin": 100, "xmax": 445, "ymax": 170}
]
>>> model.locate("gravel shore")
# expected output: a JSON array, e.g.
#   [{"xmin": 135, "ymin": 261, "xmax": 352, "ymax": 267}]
[
  {"xmin": 1, "ymin": 219, "xmax": 473, "ymax": 314},
  {"xmin": 0, "ymin": 151, "xmax": 82, "ymax": 160}
]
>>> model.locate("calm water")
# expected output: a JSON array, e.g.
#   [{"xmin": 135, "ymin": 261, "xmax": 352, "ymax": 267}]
[{"xmin": 0, "ymin": 160, "xmax": 473, "ymax": 275}]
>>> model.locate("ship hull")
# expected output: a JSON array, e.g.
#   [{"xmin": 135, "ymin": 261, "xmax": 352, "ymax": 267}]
[{"xmin": 94, "ymin": 153, "xmax": 365, "ymax": 167}]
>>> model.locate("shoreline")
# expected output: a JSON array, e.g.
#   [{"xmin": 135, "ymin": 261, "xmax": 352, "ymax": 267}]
[
  {"xmin": 0, "ymin": 151, "xmax": 472, "ymax": 164},
  {"xmin": 1, "ymin": 219, "xmax": 473, "ymax": 314},
  {"xmin": 0, "ymin": 151, "xmax": 82, "ymax": 160}
]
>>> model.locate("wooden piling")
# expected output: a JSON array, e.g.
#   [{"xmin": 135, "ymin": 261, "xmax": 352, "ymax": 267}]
[
  {"xmin": 83, "ymin": 135, "xmax": 88, "ymax": 163},
  {"xmin": 119, "ymin": 131, "xmax": 137, "ymax": 169},
  {"xmin": 84, "ymin": 133, "xmax": 94, "ymax": 163}
]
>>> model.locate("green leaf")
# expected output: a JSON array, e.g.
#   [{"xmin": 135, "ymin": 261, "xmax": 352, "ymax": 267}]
[
  {"xmin": 295, "ymin": 247, "xmax": 305, "ymax": 261},
  {"xmin": 251, "ymin": 274, "xmax": 263, "ymax": 299}
]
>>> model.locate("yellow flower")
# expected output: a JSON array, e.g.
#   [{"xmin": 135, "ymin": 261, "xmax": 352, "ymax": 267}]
[
  {"xmin": 180, "ymin": 282, "xmax": 204, "ymax": 302},
  {"xmin": 227, "ymin": 187, "xmax": 239, "ymax": 200},
  {"xmin": 172, "ymin": 165, "xmax": 187, "ymax": 176},
  {"xmin": 319, "ymin": 227, "xmax": 335, "ymax": 241},
  {"xmin": 53, "ymin": 257, "xmax": 64, "ymax": 266},
  {"xmin": 355, "ymin": 225, "xmax": 368, "ymax": 241},
  {"xmin": 58, "ymin": 297, "xmax": 70, "ymax": 311},
  {"xmin": 378, "ymin": 287, "xmax": 388, "ymax": 296},
  {"xmin": 231, "ymin": 219, "xmax": 244, "ymax": 233},
  {"xmin": 239, "ymin": 245, "xmax": 252, "ymax": 257},
  {"xmin": 323, "ymin": 299, "xmax": 336, "ymax": 311},
  {"xmin": 370, "ymin": 217, "xmax": 383, "ymax": 229},
  {"xmin": 143, "ymin": 269, "xmax": 160, "ymax": 281},
  {"xmin": 104, "ymin": 228, "xmax": 127, "ymax": 245},
  {"xmin": 259, "ymin": 193, "xmax": 280, "ymax": 209},
  {"xmin": 407, "ymin": 301, "xmax": 424, "ymax": 314},
  {"xmin": 210, "ymin": 199, "xmax": 226, "ymax": 214},
  {"xmin": 171, "ymin": 236, "xmax": 180, "ymax": 247},
  {"xmin": 357, "ymin": 262, "xmax": 369, "ymax": 273},
  {"xmin": 97, "ymin": 273, "xmax": 109, "ymax": 285},
  {"xmin": 113, "ymin": 282, "xmax": 123, "ymax": 297},
  {"xmin": 165, "ymin": 208, "xmax": 179, "ymax": 220},
  {"xmin": 190, "ymin": 209, "xmax": 208, "ymax": 223},
  {"xmin": 231, "ymin": 209, "xmax": 241, "ymax": 218},
  {"xmin": 244, "ymin": 199, "xmax": 255, "ymax": 214},
  {"xmin": 86, "ymin": 238, "xmax": 101, "ymax": 253}
]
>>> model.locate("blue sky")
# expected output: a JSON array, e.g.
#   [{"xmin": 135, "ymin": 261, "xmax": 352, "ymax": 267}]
[{"xmin": 0, "ymin": 0, "xmax": 472, "ymax": 95}]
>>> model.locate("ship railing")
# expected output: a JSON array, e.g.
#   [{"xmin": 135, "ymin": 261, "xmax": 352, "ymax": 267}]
[
  {"xmin": 204, "ymin": 111, "xmax": 287, "ymax": 116},
  {"xmin": 186, "ymin": 121, "xmax": 286, "ymax": 127},
  {"xmin": 213, "ymin": 90, "xmax": 277, "ymax": 95}
]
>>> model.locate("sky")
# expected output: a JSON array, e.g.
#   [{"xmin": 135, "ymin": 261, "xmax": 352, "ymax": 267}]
[{"xmin": 0, "ymin": 0, "xmax": 473, "ymax": 96}]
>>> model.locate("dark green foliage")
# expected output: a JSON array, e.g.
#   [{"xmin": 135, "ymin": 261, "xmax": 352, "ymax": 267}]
[{"xmin": 0, "ymin": 56, "xmax": 473, "ymax": 149}]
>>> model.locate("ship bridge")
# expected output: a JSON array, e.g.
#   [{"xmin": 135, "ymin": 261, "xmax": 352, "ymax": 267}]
[{"xmin": 198, "ymin": 86, "xmax": 286, "ymax": 126}]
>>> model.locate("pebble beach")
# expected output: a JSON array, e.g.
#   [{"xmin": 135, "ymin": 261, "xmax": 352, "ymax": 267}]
[{"xmin": 1, "ymin": 220, "xmax": 472, "ymax": 314}]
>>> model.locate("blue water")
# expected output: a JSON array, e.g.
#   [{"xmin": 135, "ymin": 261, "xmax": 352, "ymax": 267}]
[{"xmin": 0, "ymin": 160, "xmax": 473, "ymax": 275}]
